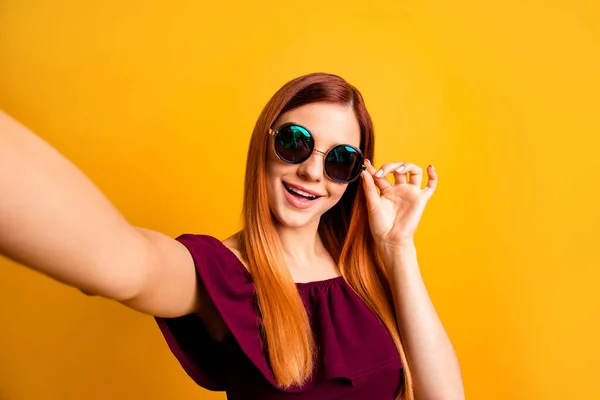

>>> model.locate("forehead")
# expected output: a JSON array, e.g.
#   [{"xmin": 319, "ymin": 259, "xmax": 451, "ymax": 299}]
[{"xmin": 274, "ymin": 102, "xmax": 361, "ymax": 147}]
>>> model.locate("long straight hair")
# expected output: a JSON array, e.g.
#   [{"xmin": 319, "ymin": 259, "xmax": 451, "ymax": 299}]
[{"xmin": 239, "ymin": 72, "xmax": 414, "ymax": 400}]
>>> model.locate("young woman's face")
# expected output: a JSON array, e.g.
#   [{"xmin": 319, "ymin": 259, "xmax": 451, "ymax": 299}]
[{"xmin": 266, "ymin": 102, "xmax": 362, "ymax": 229}]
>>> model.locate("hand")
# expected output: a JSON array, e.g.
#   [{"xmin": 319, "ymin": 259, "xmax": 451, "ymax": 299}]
[{"xmin": 361, "ymin": 160, "xmax": 437, "ymax": 249}]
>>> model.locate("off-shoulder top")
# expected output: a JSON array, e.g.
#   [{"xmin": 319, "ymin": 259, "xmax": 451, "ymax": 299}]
[{"xmin": 155, "ymin": 234, "xmax": 403, "ymax": 399}]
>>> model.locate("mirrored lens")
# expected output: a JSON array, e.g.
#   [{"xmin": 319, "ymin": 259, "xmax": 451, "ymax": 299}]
[
  {"xmin": 325, "ymin": 145, "xmax": 363, "ymax": 182},
  {"xmin": 274, "ymin": 125, "xmax": 313, "ymax": 163}
]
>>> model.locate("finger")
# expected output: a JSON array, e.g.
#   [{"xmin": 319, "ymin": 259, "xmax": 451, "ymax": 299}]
[
  {"xmin": 392, "ymin": 162, "xmax": 408, "ymax": 184},
  {"xmin": 373, "ymin": 161, "xmax": 406, "ymax": 180},
  {"xmin": 365, "ymin": 159, "xmax": 394, "ymax": 191},
  {"xmin": 360, "ymin": 169, "xmax": 381, "ymax": 209},
  {"xmin": 421, "ymin": 164, "xmax": 438, "ymax": 200},
  {"xmin": 393, "ymin": 163, "xmax": 423, "ymax": 187}
]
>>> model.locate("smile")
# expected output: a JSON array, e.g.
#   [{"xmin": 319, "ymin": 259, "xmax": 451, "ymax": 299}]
[
  {"xmin": 282, "ymin": 182, "xmax": 323, "ymax": 209},
  {"xmin": 283, "ymin": 182, "xmax": 320, "ymax": 200}
]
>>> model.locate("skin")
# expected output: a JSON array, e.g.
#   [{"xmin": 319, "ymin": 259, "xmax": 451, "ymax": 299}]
[
  {"xmin": 223, "ymin": 103, "xmax": 464, "ymax": 399},
  {"xmin": 224, "ymin": 101, "xmax": 361, "ymax": 283},
  {"xmin": 0, "ymin": 105, "xmax": 462, "ymax": 398}
]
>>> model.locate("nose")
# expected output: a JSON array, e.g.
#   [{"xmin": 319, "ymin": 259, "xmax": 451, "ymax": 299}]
[{"xmin": 296, "ymin": 148, "xmax": 326, "ymax": 182}]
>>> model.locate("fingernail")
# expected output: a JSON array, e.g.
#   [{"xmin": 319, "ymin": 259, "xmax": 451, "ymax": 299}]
[
  {"xmin": 375, "ymin": 170, "xmax": 383, "ymax": 177},
  {"xmin": 396, "ymin": 166, "xmax": 405, "ymax": 172},
  {"xmin": 429, "ymin": 164, "xmax": 434, "ymax": 170}
]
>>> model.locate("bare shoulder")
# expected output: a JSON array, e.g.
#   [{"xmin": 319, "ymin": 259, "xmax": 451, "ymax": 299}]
[
  {"xmin": 221, "ymin": 231, "xmax": 250, "ymax": 272},
  {"xmin": 221, "ymin": 231, "xmax": 241, "ymax": 252}
]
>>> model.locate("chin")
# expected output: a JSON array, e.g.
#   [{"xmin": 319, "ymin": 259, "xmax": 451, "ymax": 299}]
[
  {"xmin": 271, "ymin": 207, "xmax": 320, "ymax": 229},
  {"xmin": 270, "ymin": 196, "xmax": 327, "ymax": 229}
]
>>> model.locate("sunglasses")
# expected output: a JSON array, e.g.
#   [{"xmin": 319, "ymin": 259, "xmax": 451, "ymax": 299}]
[{"xmin": 268, "ymin": 122, "xmax": 366, "ymax": 183}]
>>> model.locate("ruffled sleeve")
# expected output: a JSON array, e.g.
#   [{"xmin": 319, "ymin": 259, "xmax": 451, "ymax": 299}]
[
  {"xmin": 154, "ymin": 233, "xmax": 262, "ymax": 391},
  {"xmin": 154, "ymin": 233, "xmax": 404, "ymax": 397}
]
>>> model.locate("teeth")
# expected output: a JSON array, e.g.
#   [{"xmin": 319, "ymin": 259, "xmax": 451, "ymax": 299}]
[{"xmin": 286, "ymin": 184, "xmax": 317, "ymax": 199}]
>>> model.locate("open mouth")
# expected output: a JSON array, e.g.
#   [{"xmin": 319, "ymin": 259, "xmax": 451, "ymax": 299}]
[{"xmin": 283, "ymin": 182, "xmax": 321, "ymax": 201}]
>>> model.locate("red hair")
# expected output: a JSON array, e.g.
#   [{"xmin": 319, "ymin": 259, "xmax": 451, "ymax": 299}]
[{"xmin": 239, "ymin": 72, "xmax": 414, "ymax": 400}]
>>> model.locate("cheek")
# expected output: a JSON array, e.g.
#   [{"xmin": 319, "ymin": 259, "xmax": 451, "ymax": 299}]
[
  {"xmin": 326, "ymin": 184, "xmax": 349, "ymax": 203},
  {"xmin": 266, "ymin": 156, "xmax": 298, "ymax": 182},
  {"xmin": 265, "ymin": 159, "xmax": 289, "ymax": 201},
  {"xmin": 266, "ymin": 159, "xmax": 284, "ymax": 184}
]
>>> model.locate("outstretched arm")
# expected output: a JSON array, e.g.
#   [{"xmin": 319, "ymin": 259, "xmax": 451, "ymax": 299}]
[{"xmin": 0, "ymin": 111, "xmax": 199, "ymax": 318}]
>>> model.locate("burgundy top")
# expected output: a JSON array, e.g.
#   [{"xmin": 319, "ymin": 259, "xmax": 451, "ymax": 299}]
[{"xmin": 155, "ymin": 234, "xmax": 404, "ymax": 399}]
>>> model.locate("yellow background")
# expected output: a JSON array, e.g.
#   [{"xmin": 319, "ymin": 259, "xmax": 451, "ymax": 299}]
[{"xmin": 1, "ymin": 1, "xmax": 599, "ymax": 399}]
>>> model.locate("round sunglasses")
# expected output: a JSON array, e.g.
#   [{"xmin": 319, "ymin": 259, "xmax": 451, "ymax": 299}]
[{"xmin": 269, "ymin": 122, "xmax": 366, "ymax": 183}]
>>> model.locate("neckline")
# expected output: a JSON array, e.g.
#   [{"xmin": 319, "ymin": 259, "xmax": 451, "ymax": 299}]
[
  {"xmin": 294, "ymin": 275, "xmax": 344, "ymax": 289},
  {"xmin": 213, "ymin": 236, "xmax": 345, "ymax": 288}
]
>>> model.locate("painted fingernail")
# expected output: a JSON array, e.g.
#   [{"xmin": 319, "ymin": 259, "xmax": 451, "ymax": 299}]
[
  {"xmin": 396, "ymin": 166, "xmax": 405, "ymax": 172},
  {"xmin": 429, "ymin": 164, "xmax": 434, "ymax": 170},
  {"xmin": 375, "ymin": 170, "xmax": 383, "ymax": 177}
]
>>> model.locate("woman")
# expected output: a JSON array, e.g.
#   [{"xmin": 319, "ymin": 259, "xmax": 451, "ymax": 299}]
[{"xmin": 0, "ymin": 73, "xmax": 464, "ymax": 399}]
